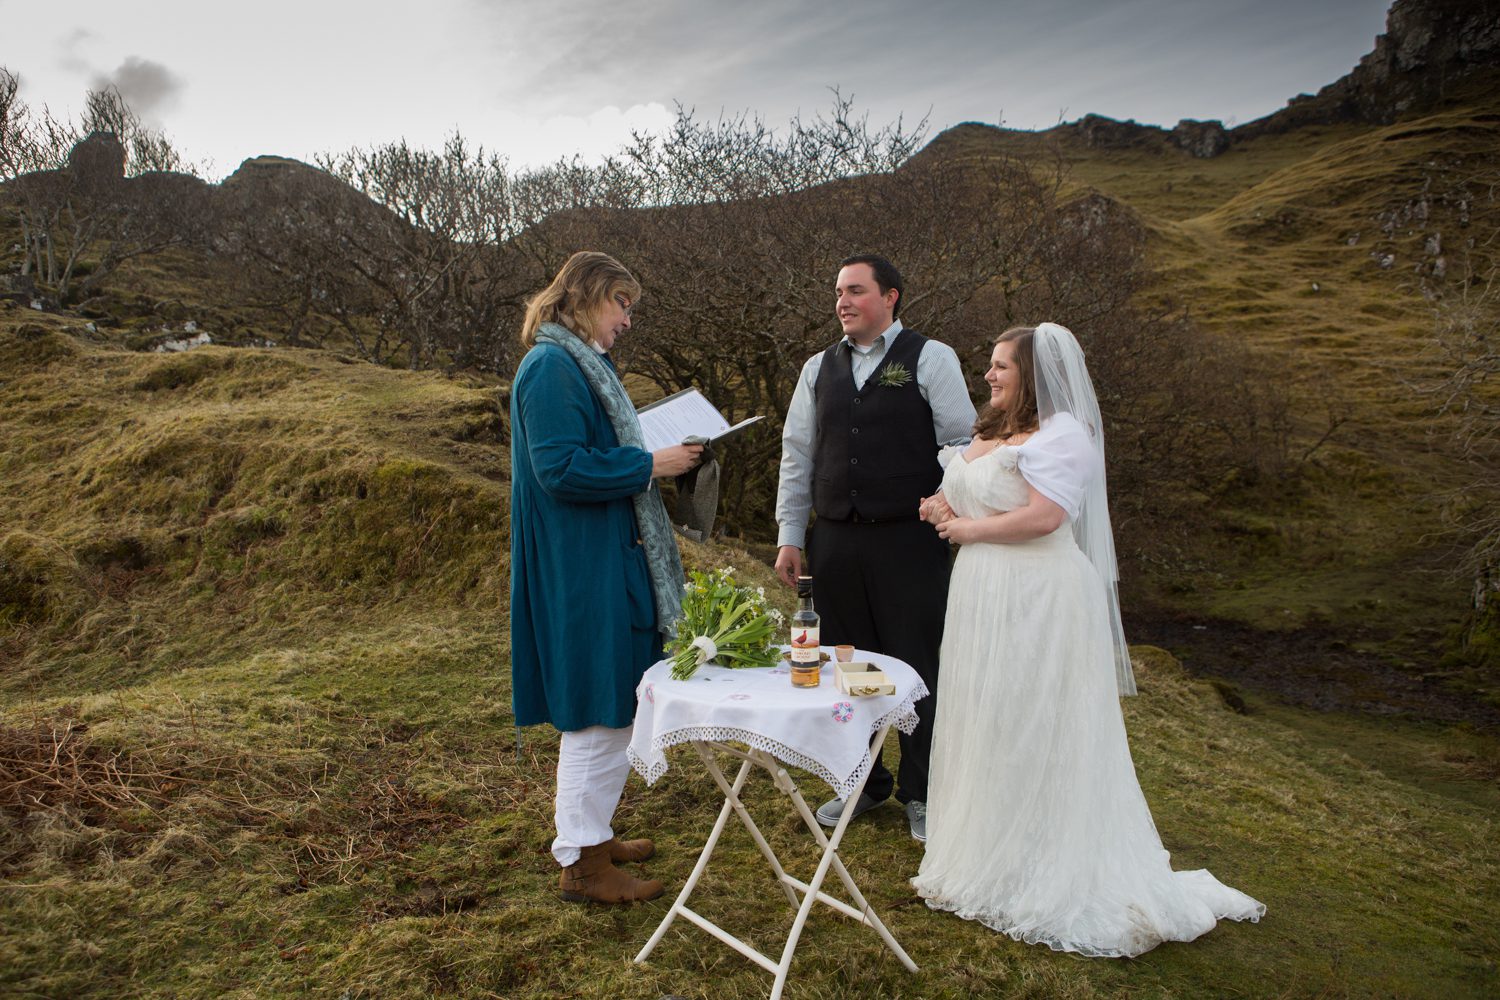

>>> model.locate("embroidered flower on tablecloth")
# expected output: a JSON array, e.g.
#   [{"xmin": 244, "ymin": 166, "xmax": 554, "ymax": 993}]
[
  {"xmin": 642, "ymin": 682, "xmax": 655, "ymax": 704},
  {"xmin": 831, "ymin": 701, "xmax": 854, "ymax": 723},
  {"xmin": 728, "ymin": 693, "xmax": 751, "ymax": 701}
]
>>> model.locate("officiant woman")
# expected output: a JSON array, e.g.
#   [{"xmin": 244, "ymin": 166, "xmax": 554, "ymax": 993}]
[{"xmin": 509, "ymin": 251, "xmax": 703, "ymax": 904}]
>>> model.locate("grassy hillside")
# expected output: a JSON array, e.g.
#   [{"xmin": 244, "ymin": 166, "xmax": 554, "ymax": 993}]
[
  {"xmin": 928, "ymin": 103, "xmax": 1498, "ymax": 454},
  {"xmin": 2, "ymin": 317, "xmax": 1496, "ymax": 998},
  {"xmin": 926, "ymin": 102, "xmax": 1500, "ymax": 702},
  {"xmin": 10, "ymin": 95, "xmax": 1495, "ymax": 677}
]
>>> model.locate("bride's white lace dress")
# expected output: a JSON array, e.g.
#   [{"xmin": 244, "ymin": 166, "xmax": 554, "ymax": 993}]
[{"xmin": 911, "ymin": 441, "xmax": 1264, "ymax": 957}]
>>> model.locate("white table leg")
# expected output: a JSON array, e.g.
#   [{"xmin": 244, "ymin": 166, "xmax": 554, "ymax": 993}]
[
  {"xmin": 634, "ymin": 754, "xmax": 754, "ymax": 964},
  {"xmin": 635, "ymin": 725, "xmax": 919, "ymax": 999},
  {"xmin": 764, "ymin": 722, "xmax": 917, "ymax": 1000},
  {"xmin": 780, "ymin": 768, "xmax": 918, "ymax": 972},
  {"xmin": 696, "ymin": 743, "xmax": 801, "ymax": 908}
]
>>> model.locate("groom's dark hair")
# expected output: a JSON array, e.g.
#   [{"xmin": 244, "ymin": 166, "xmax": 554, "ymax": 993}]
[{"xmin": 839, "ymin": 254, "xmax": 904, "ymax": 319}]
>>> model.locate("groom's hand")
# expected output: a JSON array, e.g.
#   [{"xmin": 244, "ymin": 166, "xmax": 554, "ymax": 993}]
[
  {"xmin": 774, "ymin": 545, "xmax": 802, "ymax": 587},
  {"xmin": 919, "ymin": 493, "xmax": 954, "ymax": 524}
]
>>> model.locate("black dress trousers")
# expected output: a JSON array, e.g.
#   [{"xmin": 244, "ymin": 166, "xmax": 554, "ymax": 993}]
[{"xmin": 807, "ymin": 516, "xmax": 950, "ymax": 804}]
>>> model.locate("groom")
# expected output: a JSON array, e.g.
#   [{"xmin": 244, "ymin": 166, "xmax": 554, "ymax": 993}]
[{"xmin": 774, "ymin": 254, "xmax": 975, "ymax": 841}]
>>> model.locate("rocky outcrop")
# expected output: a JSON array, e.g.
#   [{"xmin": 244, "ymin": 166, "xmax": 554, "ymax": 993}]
[
  {"xmin": 1060, "ymin": 190, "xmax": 1142, "ymax": 237},
  {"xmin": 67, "ymin": 131, "xmax": 126, "ymax": 192},
  {"xmin": 1070, "ymin": 114, "xmax": 1167, "ymax": 150},
  {"xmin": 1238, "ymin": 0, "xmax": 1500, "ymax": 137},
  {"xmin": 1055, "ymin": 114, "xmax": 1233, "ymax": 159},
  {"xmin": 216, "ymin": 155, "xmax": 392, "ymax": 226},
  {"xmin": 1170, "ymin": 119, "xmax": 1230, "ymax": 158},
  {"xmin": 921, "ymin": 114, "xmax": 1235, "ymax": 161}
]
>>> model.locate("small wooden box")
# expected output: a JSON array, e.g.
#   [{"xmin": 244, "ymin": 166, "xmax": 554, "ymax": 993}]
[{"xmin": 835, "ymin": 661, "xmax": 895, "ymax": 697}]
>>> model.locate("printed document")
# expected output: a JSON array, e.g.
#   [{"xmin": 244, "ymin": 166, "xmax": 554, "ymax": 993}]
[{"xmin": 637, "ymin": 388, "xmax": 763, "ymax": 452}]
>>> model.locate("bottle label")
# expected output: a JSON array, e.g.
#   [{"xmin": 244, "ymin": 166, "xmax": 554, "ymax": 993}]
[{"xmin": 791, "ymin": 627, "xmax": 820, "ymax": 663}]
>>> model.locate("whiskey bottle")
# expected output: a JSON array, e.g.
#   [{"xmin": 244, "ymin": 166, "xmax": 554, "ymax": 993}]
[{"xmin": 790, "ymin": 575, "xmax": 821, "ymax": 688}]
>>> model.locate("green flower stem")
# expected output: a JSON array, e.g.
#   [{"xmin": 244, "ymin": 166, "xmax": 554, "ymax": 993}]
[{"xmin": 666, "ymin": 568, "xmax": 782, "ymax": 679}]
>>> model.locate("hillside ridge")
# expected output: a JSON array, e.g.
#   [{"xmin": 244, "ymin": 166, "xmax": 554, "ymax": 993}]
[{"xmin": 920, "ymin": 0, "xmax": 1500, "ymax": 162}]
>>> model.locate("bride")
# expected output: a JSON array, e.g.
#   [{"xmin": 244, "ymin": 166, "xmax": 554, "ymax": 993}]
[{"xmin": 910, "ymin": 323, "xmax": 1264, "ymax": 957}]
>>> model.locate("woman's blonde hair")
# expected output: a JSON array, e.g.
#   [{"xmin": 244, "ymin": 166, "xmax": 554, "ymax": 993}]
[
  {"xmin": 520, "ymin": 251, "xmax": 642, "ymax": 348},
  {"xmin": 973, "ymin": 326, "xmax": 1039, "ymax": 441}
]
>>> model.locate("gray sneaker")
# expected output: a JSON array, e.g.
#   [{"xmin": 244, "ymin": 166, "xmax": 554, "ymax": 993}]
[
  {"xmin": 814, "ymin": 791, "xmax": 885, "ymax": 828},
  {"xmin": 906, "ymin": 800, "xmax": 927, "ymax": 843}
]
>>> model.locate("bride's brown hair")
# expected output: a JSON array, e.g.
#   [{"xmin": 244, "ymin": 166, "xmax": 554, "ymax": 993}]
[{"xmin": 972, "ymin": 326, "xmax": 1039, "ymax": 442}]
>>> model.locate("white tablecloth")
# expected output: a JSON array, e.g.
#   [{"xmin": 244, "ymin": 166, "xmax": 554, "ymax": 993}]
[{"xmin": 627, "ymin": 649, "xmax": 927, "ymax": 800}]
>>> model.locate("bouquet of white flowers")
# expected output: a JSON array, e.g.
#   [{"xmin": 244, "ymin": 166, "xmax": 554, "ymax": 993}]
[{"xmin": 666, "ymin": 567, "xmax": 784, "ymax": 680}]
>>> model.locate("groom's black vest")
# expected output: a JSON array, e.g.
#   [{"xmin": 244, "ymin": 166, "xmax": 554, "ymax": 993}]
[{"xmin": 812, "ymin": 329, "xmax": 943, "ymax": 521}]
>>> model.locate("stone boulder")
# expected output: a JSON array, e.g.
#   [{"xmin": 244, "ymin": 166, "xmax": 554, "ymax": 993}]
[
  {"xmin": 67, "ymin": 131, "xmax": 126, "ymax": 194},
  {"xmin": 1072, "ymin": 114, "xmax": 1167, "ymax": 150},
  {"xmin": 1170, "ymin": 119, "xmax": 1231, "ymax": 158}
]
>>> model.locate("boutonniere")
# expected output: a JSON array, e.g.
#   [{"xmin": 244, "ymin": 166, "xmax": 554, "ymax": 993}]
[{"xmin": 876, "ymin": 362, "xmax": 913, "ymax": 388}]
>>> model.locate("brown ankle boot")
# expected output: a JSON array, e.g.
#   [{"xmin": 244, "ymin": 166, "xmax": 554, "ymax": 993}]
[
  {"xmin": 559, "ymin": 843, "xmax": 664, "ymax": 904},
  {"xmin": 607, "ymin": 836, "xmax": 655, "ymax": 863}
]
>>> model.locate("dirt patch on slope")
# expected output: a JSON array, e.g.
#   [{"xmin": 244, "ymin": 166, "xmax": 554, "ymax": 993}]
[{"xmin": 1128, "ymin": 610, "xmax": 1500, "ymax": 729}]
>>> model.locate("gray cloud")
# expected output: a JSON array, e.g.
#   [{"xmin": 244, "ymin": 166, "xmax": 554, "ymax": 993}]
[
  {"xmin": 91, "ymin": 55, "xmax": 183, "ymax": 120},
  {"xmin": 470, "ymin": 0, "xmax": 1390, "ymax": 131},
  {"xmin": 56, "ymin": 27, "xmax": 93, "ymax": 74}
]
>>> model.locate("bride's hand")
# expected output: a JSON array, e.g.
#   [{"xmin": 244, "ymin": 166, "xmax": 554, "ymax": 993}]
[
  {"xmin": 919, "ymin": 493, "xmax": 954, "ymax": 524},
  {"xmin": 935, "ymin": 516, "xmax": 978, "ymax": 545}
]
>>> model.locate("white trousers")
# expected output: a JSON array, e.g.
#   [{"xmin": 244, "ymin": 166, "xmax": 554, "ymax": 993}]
[{"xmin": 552, "ymin": 725, "xmax": 633, "ymax": 867}]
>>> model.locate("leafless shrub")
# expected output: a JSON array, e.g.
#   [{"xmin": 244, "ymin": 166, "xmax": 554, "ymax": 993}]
[
  {"xmin": 0, "ymin": 718, "xmax": 185, "ymax": 827},
  {"xmin": 316, "ymin": 135, "xmax": 537, "ymax": 370},
  {"xmin": 2, "ymin": 82, "xmax": 1295, "ymax": 560},
  {"xmin": 277, "ymin": 96, "xmax": 1292, "ymax": 544},
  {"xmin": 0, "ymin": 69, "xmax": 204, "ymax": 302},
  {"xmin": 213, "ymin": 156, "xmax": 391, "ymax": 352},
  {"xmin": 1428, "ymin": 264, "xmax": 1500, "ymax": 646},
  {"xmin": 526, "ymin": 105, "xmax": 1290, "ymax": 540}
]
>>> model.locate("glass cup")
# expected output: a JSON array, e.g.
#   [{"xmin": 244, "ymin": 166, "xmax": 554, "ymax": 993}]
[{"xmin": 835, "ymin": 645, "xmax": 855, "ymax": 662}]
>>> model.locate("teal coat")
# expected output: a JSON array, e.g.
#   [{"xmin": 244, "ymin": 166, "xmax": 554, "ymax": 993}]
[{"xmin": 509, "ymin": 342, "xmax": 663, "ymax": 731}]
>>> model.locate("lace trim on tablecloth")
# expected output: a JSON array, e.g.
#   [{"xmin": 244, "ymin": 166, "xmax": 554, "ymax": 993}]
[{"xmin": 628, "ymin": 682, "xmax": 927, "ymax": 800}]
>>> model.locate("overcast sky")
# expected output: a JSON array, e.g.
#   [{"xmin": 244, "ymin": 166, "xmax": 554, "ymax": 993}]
[{"xmin": 3, "ymin": 0, "xmax": 1392, "ymax": 180}]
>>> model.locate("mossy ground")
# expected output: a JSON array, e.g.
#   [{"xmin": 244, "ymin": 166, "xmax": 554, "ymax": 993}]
[
  {"xmin": 2, "ymin": 319, "xmax": 1496, "ymax": 998},
  {"xmin": 3, "ymin": 620, "xmax": 1495, "ymax": 997}
]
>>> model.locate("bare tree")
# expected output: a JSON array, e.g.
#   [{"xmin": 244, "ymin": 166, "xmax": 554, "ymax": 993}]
[
  {"xmin": 312, "ymin": 135, "xmax": 542, "ymax": 370},
  {"xmin": 1, "ymin": 67, "xmax": 75, "ymax": 281},
  {"xmin": 0, "ymin": 67, "xmax": 32, "ymax": 182},
  {"xmin": 213, "ymin": 156, "xmax": 379, "ymax": 350},
  {"xmin": 476, "ymin": 99, "xmax": 1293, "ymax": 540},
  {"xmin": 1429, "ymin": 265, "xmax": 1500, "ymax": 660},
  {"xmin": 12, "ymin": 78, "xmax": 1302, "ymax": 555},
  {"xmin": 1, "ymin": 77, "xmax": 203, "ymax": 301}
]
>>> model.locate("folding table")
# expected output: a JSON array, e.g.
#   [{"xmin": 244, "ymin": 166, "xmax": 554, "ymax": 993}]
[{"xmin": 627, "ymin": 650, "xmax": 928, "ymax": 1000}]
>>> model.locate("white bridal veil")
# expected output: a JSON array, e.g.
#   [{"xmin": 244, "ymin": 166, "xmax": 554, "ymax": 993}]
[{"xmin": 1032, "ymin": 322, "xmax": 1137, "ymax": 696}]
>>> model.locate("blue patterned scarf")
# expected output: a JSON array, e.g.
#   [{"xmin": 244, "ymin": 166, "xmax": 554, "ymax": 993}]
[{"xmin": 532, "ymin": 323, "xmax": 684, "ymax": 635}]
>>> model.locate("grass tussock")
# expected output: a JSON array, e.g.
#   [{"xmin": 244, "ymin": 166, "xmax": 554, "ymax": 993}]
[{"xmin": 0, "ymin": 324, "xmax": 511, "ymax": 691}]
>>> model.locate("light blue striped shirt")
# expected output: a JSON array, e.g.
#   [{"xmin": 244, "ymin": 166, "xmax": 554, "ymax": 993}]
[{"xmin": 775, "ymin": 320, "xmax": 977, "ymax": 549}]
